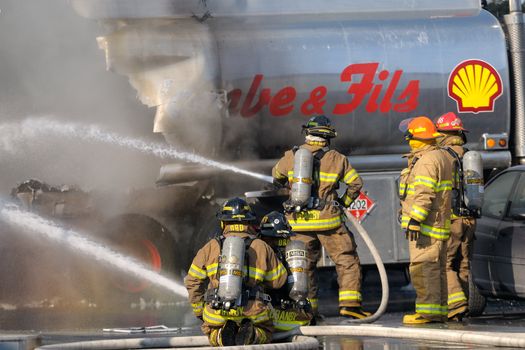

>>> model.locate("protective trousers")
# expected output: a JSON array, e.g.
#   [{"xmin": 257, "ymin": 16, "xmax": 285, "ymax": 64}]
[
  {"xmin": 409, "ymin": 235, "xmax": 447, "ymax": 321},
  {"xmin": 291, "ymin": 224, "xmax": 362, "ymax": 310},
  {"xmin": 446, "ymin": 217, "xmax": 476, "ymax": 311}
]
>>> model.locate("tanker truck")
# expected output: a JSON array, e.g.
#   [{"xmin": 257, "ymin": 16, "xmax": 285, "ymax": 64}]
[{"xmin": 34, "ymin": 0, "xmax": 522, "ymax": 300}]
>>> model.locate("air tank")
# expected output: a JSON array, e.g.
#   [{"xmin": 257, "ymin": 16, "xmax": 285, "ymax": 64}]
[
  {"xmin": 217, "ymin": 236, "xmax": 245, "ymax": 310},
  {"xmin": 290, "ymin": 148, "xmax": 313, "ymax": 210},
  {"xmin": 463, "ymin": 151, "xmax": 484, "ymax": 213},
  {"xmin": 285, "ymin": 240, "xmax": 308, "ymax": 302}
]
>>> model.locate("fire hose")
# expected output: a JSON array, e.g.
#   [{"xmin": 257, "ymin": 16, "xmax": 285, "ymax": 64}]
[
  {"xmin": 35, "ymin": 326, "xmax": 525, "ymax": 349},
  {"xmin": 339, "ymin": 208, "xmax": 389, "ymax": 324}
]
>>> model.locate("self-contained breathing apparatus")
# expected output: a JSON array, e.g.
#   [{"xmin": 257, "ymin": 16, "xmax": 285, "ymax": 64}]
[
  {"xmin": 207, "ymin": 198, "xmax": 270, "ymax": 311},
  {"xmin": 207, "ymin": 235, "xmax": 271, "ymax": 311},
  {"xmin": 285, "ymin": 240, "xmax": 309, "ymax": 308},
  {"xmin": 444, "ymin": 148, "xmax": 484, "ymax": 218},
  {"xmin": 284, "ymin": 147, "xmax": 327, "ymax": 213},
  {"xmin": 259, "ymin": 211, "xmax": 310, "ymax": 311}
]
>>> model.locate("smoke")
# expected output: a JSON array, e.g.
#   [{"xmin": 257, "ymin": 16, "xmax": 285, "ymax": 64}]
[
  {"xmin": 0, "ymin": 204, "xmax": 188, "ymax": 297},
  {"xmin": 0, "ymin": 116, "xmax": 273, "ymax": 183},
  {"xmin": 0, "ymin": 0, "xmax": 161, "ymax": 194}
]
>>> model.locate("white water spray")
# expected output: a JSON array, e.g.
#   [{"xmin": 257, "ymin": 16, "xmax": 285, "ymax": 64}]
[
  {"xmin": 0, "ymin": 117, "xmax": 273, "ymax": 183},
  {"xmin": 0, "ymin": 205, "xmax": 188, "ymax": 298}
]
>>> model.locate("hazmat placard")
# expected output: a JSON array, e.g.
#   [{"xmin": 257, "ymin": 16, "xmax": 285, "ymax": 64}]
[{"xmin": 348, "ymin": 192, "xmax": 376, "ymax": 223}]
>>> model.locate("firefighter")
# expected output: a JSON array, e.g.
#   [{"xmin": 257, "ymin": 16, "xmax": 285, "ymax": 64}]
[
  {"xmin": 435, "ymin": 112, "xmax": 476, "ymax": 320},
  {"xmin": 272, "ymin": 115, "xmax": 368, "ymax": 319},
  {"xmin": 399, "ymin": 116, "xmax": 453, "ymax": 324},
  {"xmin": 184, "ymin": 197, "xmax": 287, "ymax": 346},
  {"xmin": 258, "ymin": 211, "xmax": 313, "ymax": 331}
]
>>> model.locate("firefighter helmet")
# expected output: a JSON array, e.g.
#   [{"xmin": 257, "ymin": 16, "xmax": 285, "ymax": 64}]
[
  {"xmin": 259, "ymin": 211, "xmax": 293, "ymax": 238},
  {"xmin": 302, "ymin": 115, "xmax": 337, "ymax": 139},
  {"xmin": 217, "ymin": 197, "xmax": 256, "ymax": 223},
  {"xmin": 404, "ymin": 116, "xmax": 440, "ymax": 140},
  {"xmin": 435, "ymin": 112, "xmax": 468, "ymax": 132}
]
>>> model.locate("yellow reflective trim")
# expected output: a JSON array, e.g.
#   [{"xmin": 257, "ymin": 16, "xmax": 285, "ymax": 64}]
[
  {"xmin": 415, "ymin": 175, "xmax": 437, "ymax": 185},
  {"xmin": 416, "ymin": 304, "xmax": 448, "ymax": 315},
  {"xmin": 289, "ymin": 216, "xmax": 342, "ymax": 231},
  {"xmin": 319, "ymin": 172, "xmax": 339, "ymax": 183},
  {"xmin": 410, "ymin": 204, "xmax": 429, "ymax": 222},
  {"xmin": 339, "ymin": 290, "xmax": 362, "ymax": 301},
  {"xmin": 272, "ymin": 319, "xmax": 311, "ymax": 331},
  {"xmin": 343, "ymin": 169, "xmax": 359, "ymax": 184},
  {"xmin": 191, "ymin": 302, "xmax": 204, "ymax": 313},
  {"xmin": 248, "ymin": 266, "xmax": 265, "ymax": 281},
  {"xmin": 401, "ymin": 215, "xmax": 410, "ymax": 229},
  {"xmin": 204, "ymin": 307, "xmax": 271, "ymax": 325},
  {"xmin": 436, "ymin": 181, "xmax": 453, "ymax": 192},
  {"xmin": 265, "ymin": 263, "xmax": 287, "ymax": 281},
  {"xmin": 448, "ymin": 292, "xmax": 467, "ymax": 304},
  {"xmin": 189, "ymin": 264, "xmax": 207, "ymax": 280},
  {"xmin": 399, "ymin": 183, "xmax": 415, "ymax": 196},
  {"xmin": 413, "ymin": 179, "xmax": 436, "ymax": 190},
  {"xmin": 420, "ymin": 223, "xmax": 450, "ymax": 240},
  {"xmin": 203, "ymin": 309, "xmax": 227, "ymax": 325},
  {"xmin": 206, "ymin": 263, "xmax": 218, "ymax": 277}
]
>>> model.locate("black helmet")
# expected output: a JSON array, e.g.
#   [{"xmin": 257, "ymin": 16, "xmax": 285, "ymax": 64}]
[
  {"xmin": 259, "ymin": 211, "xmax": 293, "ymax": 238},
  {"xmin": 302, "ymin": 115, "xmax": 337, "ymax": 139},
  {"xmin": 217, "ymin": 197, "xmax": 256, "ymax": 223}
]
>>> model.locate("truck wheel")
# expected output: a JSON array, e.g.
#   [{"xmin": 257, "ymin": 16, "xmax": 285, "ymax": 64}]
[
  {"xmin": 76, "ymin": 214, "xmax": 179, "ymax": 305},
  {"xmin": 468, "ymin": 274, "xmax": 486, "ymax": 317}
]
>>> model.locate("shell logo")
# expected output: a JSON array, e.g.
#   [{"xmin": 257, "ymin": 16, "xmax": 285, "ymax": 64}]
[{"xmin": 448, "ymin": 59, "xmax": 503, "ymax": 113}]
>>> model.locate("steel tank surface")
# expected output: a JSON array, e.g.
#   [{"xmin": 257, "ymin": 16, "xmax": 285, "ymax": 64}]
[{"xmin": 77, "ymin": 3, "xmax": 509, "ymax": 161}]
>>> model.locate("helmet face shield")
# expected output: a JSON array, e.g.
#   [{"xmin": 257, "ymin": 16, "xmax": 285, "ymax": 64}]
[{"xmin": 401, "ymin": 116, "xmax": 440, "ymax": 141}]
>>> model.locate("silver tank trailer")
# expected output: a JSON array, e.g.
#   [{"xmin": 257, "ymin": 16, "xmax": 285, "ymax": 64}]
[{"xmin": 74, "ymin": 0, "xmax": 509, "ymax": 162}]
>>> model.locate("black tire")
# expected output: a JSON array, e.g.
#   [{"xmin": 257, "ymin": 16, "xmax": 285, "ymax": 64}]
[{"xmin": 468, "ymin": 274, "xmax": 487, "ymax": 316}]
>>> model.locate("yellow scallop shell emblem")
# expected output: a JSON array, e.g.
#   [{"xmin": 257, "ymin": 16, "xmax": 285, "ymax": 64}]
[{"xmin": 448, "ymin": 59, "xmax": 502, "ymax": 113}]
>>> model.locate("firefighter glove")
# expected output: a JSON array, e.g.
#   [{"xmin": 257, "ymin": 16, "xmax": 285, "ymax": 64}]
[{"xmin": 406, "ymin": 219, "xmax": 421, "ymax": 241}]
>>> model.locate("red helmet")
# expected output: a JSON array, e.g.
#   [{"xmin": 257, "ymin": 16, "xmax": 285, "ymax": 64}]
[{"xmin": 435, "ymin": 112, "xmax": 468, "ymax": 132}]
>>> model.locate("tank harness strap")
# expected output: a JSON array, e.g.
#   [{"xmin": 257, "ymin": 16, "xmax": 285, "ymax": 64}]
[
  {"xmin": 443, "ymin": 147, "xmax": 468, "ymax": 217},
  {"xmin": 399, "ymin": 156, "xmax": 419, "ymax": 200},
  {"xmin": 311, "ymin": 148, "xmax": 327, "ymax": 209}
]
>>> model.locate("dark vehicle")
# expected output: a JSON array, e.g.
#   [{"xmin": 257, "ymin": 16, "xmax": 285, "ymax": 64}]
[{"xmin": 471, "ymin": 166, "xmax": 525, "ymax": 315}]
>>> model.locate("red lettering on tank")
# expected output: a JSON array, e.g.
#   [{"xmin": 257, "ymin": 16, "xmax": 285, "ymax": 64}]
[
  {"xmin": 301, "ymin": 86, "xmax": 327, "ymax": 115},
  {"xmin": 228, "ymin": 63, "xmax": 419, "ymax": 117},
  {"xmin": 240, "ymin": 74, "xmax": 271, "ymax": 118},
  {"xmin": 269, "ymin": 86, "xmax": 296, "ymax": 117},
  {"xmin": 333, "ymin": 63, "xmax": 378, "ymax": 115}
]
